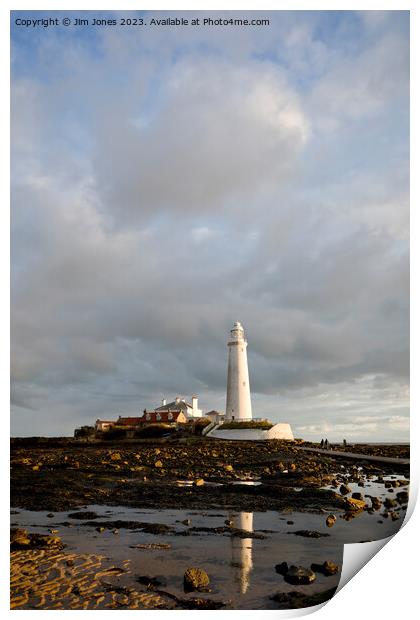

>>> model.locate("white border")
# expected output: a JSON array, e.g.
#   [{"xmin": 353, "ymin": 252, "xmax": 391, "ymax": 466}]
[{"xmin": 2, "ymin": 2, "xmax": 416, "ymax": 619}]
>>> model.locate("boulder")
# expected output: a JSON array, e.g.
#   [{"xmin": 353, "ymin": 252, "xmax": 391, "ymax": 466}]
[
  {"xmin": 326, "ymin": 515, "xmax": 336, "ymax": 528},
  {"xmin": 68, "ymin": 511, "xmax": 99, "ymax": 520},
  {"xmin": 275, "ymin": 562, "xmax": 289, "ymax": 575},
  {"xmin": 311, "ymin": 561, "xmax": 339, "ymax": 576},
  {"xmin": 343, "ymin": 497, "xmax": 366, "ymax": 512},
  {"xmin": 396, "ymin": 491, "xmax": 409, "ymax": 504},
  {"xmin": 284, "ymin": 565, "xmax": 316, "ymax": 585},
  {"xmin": 384, "ymin": 498, "xmax": 397, "ymax": 509},
  {"xmin": 339, "ymin": 484, "xmax": 351, "ymax": 495},
  {"xmin": 184, "ymin": 567, "xmax": 210, "ymax": 591},
  {"xmin": 371, "ymin": 497, "xmax": 382, "ymax": 510},
  {"xmin": 10, "ymin": 528, "xmax": 31, "ymax": 549}
]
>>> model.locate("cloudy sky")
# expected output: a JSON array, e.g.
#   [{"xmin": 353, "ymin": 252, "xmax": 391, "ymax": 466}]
[{"xmin": 11, "ymin": 10, "xmax": 409, "ymax": 440}]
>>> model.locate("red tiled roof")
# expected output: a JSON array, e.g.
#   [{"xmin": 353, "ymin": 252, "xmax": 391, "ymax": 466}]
[
  {"xmin": 117, "ymin": 417, "xmax": 144, "ymax": 426},
  {"xmin": 142, "ymin": 411, "xmax": 183, "ymax": 423}
]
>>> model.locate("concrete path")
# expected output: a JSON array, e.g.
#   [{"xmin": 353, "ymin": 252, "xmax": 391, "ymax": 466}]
[{"xmin": 296, "ymin": 446, "xmax": 410, "ymax": 466}]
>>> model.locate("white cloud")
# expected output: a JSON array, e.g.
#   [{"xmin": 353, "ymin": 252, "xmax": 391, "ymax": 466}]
[
  {"xmin": 190, "ymin": 227, "xmax": 220, "ymax": 243},
  {"xmin": 10, "ymin": 12, "xmax": 409, "ymax": 438},
  {"xmin": 91, "ymin": 58, "xmax": 309, "ymax": 224}
]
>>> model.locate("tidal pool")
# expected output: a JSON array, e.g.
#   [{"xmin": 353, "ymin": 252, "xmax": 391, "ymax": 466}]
[{"xmin": 11, "ymin": 475, "xmax": 407, "ymax": 609}]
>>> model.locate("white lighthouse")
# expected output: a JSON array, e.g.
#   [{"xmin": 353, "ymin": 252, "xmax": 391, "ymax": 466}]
[{"xmin": 225, "ymin": 321, "xmax": 253, "ymax": 421}]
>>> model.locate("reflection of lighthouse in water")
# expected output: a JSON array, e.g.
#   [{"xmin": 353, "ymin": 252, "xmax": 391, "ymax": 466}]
[{"xmin": 229, "ymin": 512, "xmax": 254, "ymax": 594}]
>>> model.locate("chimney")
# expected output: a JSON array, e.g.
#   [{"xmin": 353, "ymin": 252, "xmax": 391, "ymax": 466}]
[
  {"xmin": 175, "ymin": 396, "xmax": 181, "ymax": 404},
  {"xmin": 162, "ymin": 398, "xmax": 166, "ymax": 406},
  {"xmin": 192, "ymin": 395, "xmax": 198, "ymax": 413}
]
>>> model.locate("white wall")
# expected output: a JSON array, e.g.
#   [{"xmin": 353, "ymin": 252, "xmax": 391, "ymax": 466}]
[{"xmin": 210, "ymin": 423, "xmax": 294, "ymax": 441}]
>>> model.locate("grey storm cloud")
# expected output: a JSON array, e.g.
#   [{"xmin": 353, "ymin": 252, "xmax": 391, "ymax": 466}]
[
  {"xmin": 11, "ymin": 10, "xmax": 409, "ymax": 439},
  {"xmin": 91, "ymin": 59, "xmax": 309, "ymax": 225}
]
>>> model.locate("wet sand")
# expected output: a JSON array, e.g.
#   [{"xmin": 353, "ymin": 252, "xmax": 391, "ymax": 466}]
[{"xmin": 11, "ymin": 549, "xmax": 169, "ymax": 609}]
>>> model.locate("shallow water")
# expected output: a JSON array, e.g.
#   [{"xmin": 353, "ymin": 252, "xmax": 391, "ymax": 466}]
[{"xmin": 11, "ymin": 475, "xmax": 408, "ymax": 609}]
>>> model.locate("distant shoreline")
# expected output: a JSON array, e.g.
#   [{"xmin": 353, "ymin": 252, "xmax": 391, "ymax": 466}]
[{"xmin": 9, "ymin": 436, "xmax": 410, "ymax": 445}]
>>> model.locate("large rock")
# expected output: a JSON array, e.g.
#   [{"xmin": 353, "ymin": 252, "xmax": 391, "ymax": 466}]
[
  {"xmin": 311, "ymin": 561, "xmax": 339, "ymax": 576},
  {"xmin": 343, "ymin": 497, "xmax": 366, "ymax": 512},
  {"xmin": 284, "ymin": 565, "xmax": 316, "ymax": 585},
  {"xmin": 10, "ymin": 528, "xmax": 31, "ymax": 549},
  {"xmin": 275, "ymin": 562, "xmax": 289, "ymax": 575},
  {"xmin": 396, "ymin": 490, "xmax": 409, "ymax": 504},
  {"xmin": 10, "ymin": 528, "xmax": 64, "ymax": 550},
  {"xmin": 339, "ymin": 484, "xmax": 351, "ymax": 495},
  {"xmin": 384, "ymin": 498, "xmax": 397, "ymax": 509},
  {"xmin": 371, "ymin": 497, "xmax": 382, "ymax": 510},
  {"xmin": 68, "ymin": 511, "xmax": 99, "ymax": 520},
  {"xmin": 326, "ymin": 515, "xmax": 336, "ymax": 528},
  {"xmin": 184, "ymin": 567, "xmax": 210, "ymax": 591}
]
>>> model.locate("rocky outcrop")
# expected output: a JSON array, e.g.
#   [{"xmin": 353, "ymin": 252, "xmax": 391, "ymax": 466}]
[
  {"xmin": 339, "ymin": 484, "xmax": 351, "ymax": 495},
  {"xmin": 343, "ymin": 497, "xmax": 366, "ymax": 512},
  {"xmin": 270, "ymin": 588, "xmax": 337, "ymax": 609},
  {"xmin": 292, "ymin": 530, "xmax": 330, "ymax": 538},
  {"xmin": 183, "ymin": 567, "xmax": 210, "ymax": 591},
  {"xmin": 10, "ymin": 528, "xmax": 64, "ymax": 551},
  {"xmin": 311, "ymin": 561, "xmax": 339, "ymax": 576},
  {"xmin": 284, "ymin": 565, "xmax": 316, "ymax": 585}
]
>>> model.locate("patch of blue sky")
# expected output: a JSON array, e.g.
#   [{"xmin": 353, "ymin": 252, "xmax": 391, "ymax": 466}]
[{"xmin": 11, "ymin": 10, "xmax": 147, "ymax": 79}]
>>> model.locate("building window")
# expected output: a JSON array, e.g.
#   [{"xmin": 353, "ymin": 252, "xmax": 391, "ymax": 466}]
[
  {"xmin": 168, "ymin": 412, "xmax": 173, "ymax": 421},
  {"xmin": 146, "ymin": 413, "xmax": 151, "ymax": 421},
  {"xmin": 156, "ymin": 413, "xmax": 161, "ymax": 421}
]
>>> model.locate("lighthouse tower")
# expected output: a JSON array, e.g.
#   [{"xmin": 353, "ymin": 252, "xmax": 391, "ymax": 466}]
[{"xmin": 225, "ymin": 321, "xmax": 253, "ymax": 421}]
